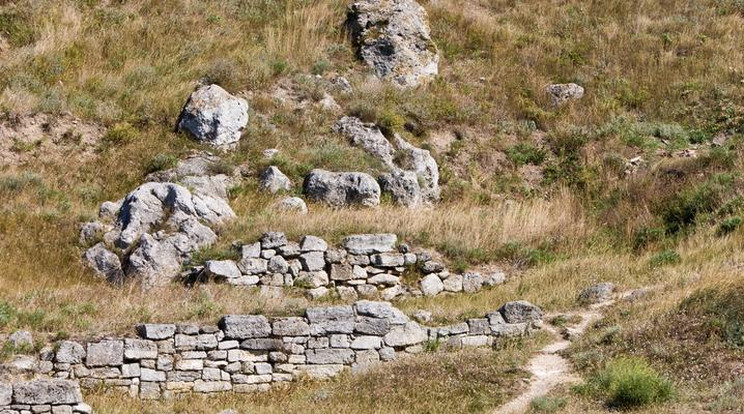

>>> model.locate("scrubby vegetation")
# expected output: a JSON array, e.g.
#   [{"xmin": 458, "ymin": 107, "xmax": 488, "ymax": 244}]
[{"xmin": 1, "ymin": 0, "xmax": 744, "ymax": 412}]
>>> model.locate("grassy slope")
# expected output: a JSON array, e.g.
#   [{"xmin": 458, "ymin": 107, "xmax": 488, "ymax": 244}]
[{"xmin": 2, "ymin": 0, "xmax": 744, "ymax": 412}]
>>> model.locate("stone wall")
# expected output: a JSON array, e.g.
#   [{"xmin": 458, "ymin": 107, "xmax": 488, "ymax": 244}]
[
  {"xmin": 196, "ymin": 232, "xmax": 505, "ymax": 300},
  {"xmin": 47, "ymin": 300, "xmax": 541, "ymax": 400},
  {"xmin": 0, "ymin": 379, "xmax": 91, "ymax": 414}
]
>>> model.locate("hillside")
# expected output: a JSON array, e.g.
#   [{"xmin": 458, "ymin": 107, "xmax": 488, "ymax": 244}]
[{"xmin": 1, "ymin": 0, "xmax": 744, "ymax": 413}]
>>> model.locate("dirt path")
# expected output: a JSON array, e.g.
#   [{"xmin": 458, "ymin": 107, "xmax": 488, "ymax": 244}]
[{"xmin": 494, "ymin": 295, "xmax": 627, "ymax": 414}]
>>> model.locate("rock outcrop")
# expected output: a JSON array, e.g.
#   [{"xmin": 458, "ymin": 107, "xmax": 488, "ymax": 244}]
[
  {"xmin": 334, "ymin": 117, "xmax": 440, "ymax": 207},
  {"xmin": 346, "ymin": 0, "xmax": 439, "ymax": 88},
  {"xmin": 81, "ymin": 153, "xmax": 237, "ymax": 288},
  {"xmin": 303, "ymin": 169, "xmax": 381, "ymax": 207},
  {"xmin": 177, "ymin": 84, "xmax": 249, "ymax": 147}
]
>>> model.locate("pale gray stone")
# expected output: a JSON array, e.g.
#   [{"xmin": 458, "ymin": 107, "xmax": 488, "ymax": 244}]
[
  {"xmin": 204, "ymin": 260, "xmax": 241, "ymax": 280},
  {"xmin": 237, "ymin": 258, "xmax": 267, "ymax": 275},
  {"xmin": 83, "ymin": 243, "xmax": 124, "ymax": 285},
  {"xmin": 546, "ymin": 83, "xmax": 585, "ymax": 106},
  {"xmin": 272, "ymin": 318, "xmax": 310, "ymax": 336},
  {"xmin": 420, "ymin": 274, "xmax": 444, "ymax": 296},
  {"xmin": 296, "ymin": 271, "xmax": 329, "ymax": 289},
  {"xmin": 86, "ymin": 341, "xmax": 123, "ymax": 367},
  {"xmin": 124, "ymin": 339, "xmax": 157, "ymax": 360},
  {"xmin": 462, "ymin": 272, "xmax": 484, "ymax": 293},
  {"xmin": 136, "ymin": 324, "xmax": 176, "ymax": 340},
  {"xmin": 442, "ymin": 274, "xmax": 463, "ymax": 292},
  {"xmin": 346, "ymin": 0, "xmax": 439, "ymax": 88},
  {"xmin": 267, "ymin": 255, "xmax": 289, "ymax": 274},
  {"xmin": 260, "ymin": 232, "xmax": 287, "ymax": 249},
  {"xmin": 383, "ymin": 322, "xmax": 427, "ymax": 347},
  {"xmin": 276, "ymin": 197, "xmax": 308, "ymax": 214},
  {"xmin": 259, "ymin": 166, "xmax": 291, "ymax": 193},
  {"xmin": 300, "ymin": 235, "xmax": 328, "ymax": 252},
  {"xmin": 333, "ymin": 117, "xmax": 396, "ymax": 169},
  {"xmin": 299, "ymin": 251, "xmax": 325, "ymax": 271},
  {"xmin": 370, "ymin": 253, "xmax": 405, "ymax": 267},
  {"xmin": 177, "ymin": 84, "xmax": 249, "ymax": 147},
  {"xmin": 498, "ymin": 301, "xmax": 543, "ymax": 324},
  {"xmin": 303, "ymin": 169, "xmax": 381, "ymax": 208},
  {"xmin": 13, "ymin": 380, "xmax": 82, "ymax": 405},
  {"xmin": 578, "ymin": 282, "xmax": 615, "ymax": 305},
  {"xmin": 219, "ymin": 315, "xmax": 271, "ymax": 339},
  {"xmin": 305, "ymin": 349, "xmax": 355, "ymax": 365},
  {"xmin": 342, "ymin": 234, "xmax": 397, "ymax": 255}
]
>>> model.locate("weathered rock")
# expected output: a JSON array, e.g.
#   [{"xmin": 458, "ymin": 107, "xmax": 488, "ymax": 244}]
[
  {"xmin": 333, "ymin": 117, "xmax": 395, "ymax": 168},
  {"xmin": 55, "ymin": 341, "xmax": 86, "ymax": 364},
  {"xmin": 275, "ymin": 197, "xmax": 308, "ymax": 214},
  {"xmin": 7, "ymin": 330, "xmax": 33, "ymax": 348},
  {"xmin": 177, "ymin": 84, "xmax": 249, "ymax": 147},
  {"xmin": 498, "ymin": 301, "xmax": 543, "ymax": 324},
  {"xmin": 355, "ymin": 301, "xmax": 408, "ymax": 324},
  {"xmin": 79, "ymin": 221, "xmax": 107, "ymax": 246},
  {"xmin": 267, "ymin": 255, "xmax": 289, "ymax": 274},
  {"xmin": 383, "ymin": 322, "xmax": 427, "ymax": 347},
  {"xmin": 578, "ymin": 282, "xmax": 615, "ymax": 305},
  {"xmin": 126, "ymin": 233, "xmax": 182, "ymax": 288},
  {"xmin": 83, "ymin": 243, "xmax": 124, "ymax": 284},
  {"xmin": 342, "ymin": 234, "xmax": 397, "ymax": 255},
  {"xmin": 204, "ymin": 260, "xmax": 241, "ymax": 280},
  {"xmin": 136, "ymin": 324, "xmax": 176, "ymax": 340},
  {"xmin": 300, "ymin": 252, "xmax": 326, "ymax": 272},
  {"xmin": 346, "ymin": 0, "xmax": 439, "ymax": 88},
  {"xmin": 86, "ymin": 340, "xmax": 124, "ymax": 367},
  {"xmin": 296, "ymin": 271, "xmax": 330, "ymax": 288},
  {"xmin": 442, "ymin": 274, "xmax": 463, "ymax": 292},
  {"xmin": 379, "ymin": 169, "xmax": 422, "ymax": 207},
  {"xmin": 300, "ymin": 236, "xmax": 328, "ymax": 252},
  {"xmin": 259, "ymin": 166, "xmax": 292, "ymax": 194},
  {"xmin": 462, "ymin": 272, "xmax": 484, "ymax": 293},
  {"xmin": 303, "ymin": 169, "xmax": 381, "ymax": 208},
  {"xmin": 483, "ymin": 271, "xmax": 506, "ymax": 286},
  {"xmin": 330, "ymin": 263, "xmax": 354, "ymax": 281},
  {"xmin": 545, "ymin": 83, "xmax": 585, "ymax": 106},
  {"xmin": 272, "ymin": 318, "xmax": 311, "ymax": 336},
  {"xmin": 13, "ymin": 380, "xmax": 82, "ymax": 405},
  {"xmin": 260, "ymin": 232, "xmax": 287, "ymax": 249},
  {"xmin": 0, "ymin": 382, "xmax": 9, "ymax": 406},
  {"xmin": 420, "ymin": 274, "xmax": 444, "ymax": 296},
  {"xmin": 220, "ymin": 315, "xmax": 272, "ymax": 339},
  {"xmin": 413, "ymin": 310, "xmax": 432, "ymax": 324},
  {"xmin": 306, "ymin": 306, "xmax": 354, "ymax": 323},
  {"xmin": 393, "ymin": 135, "xmax": 440, "ymax": 203}
]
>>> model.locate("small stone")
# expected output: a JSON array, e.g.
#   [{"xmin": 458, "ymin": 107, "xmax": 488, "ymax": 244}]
[
  {"xmin": 137, "ymin": 324, "xmax": 176, "ymax": 340},
  {"xmin": 413, "ymin": 310, "xmax": 432, "ymax": 324},
  {"xmin": 204, "ymin": 260, "xmax": 241, "ymax": 280},
  {"xmin": 370, "ymin": 253, "xmax": 405, "ymax": 267},
  {"xmin": 276, "ymin": 197, "xmax": 308, "ymax": 214},
  {"xmin": 342, "ymin": 234, "xmax": 397, "ymax": 255},
  {"xmin": 8, "ymin": 330, "xmax": 33, "ymax": 348},
  {"xmin": 578, "ymin": 282, "xmax": 616, "ymax": 305},
  {"xmin": 55, "ymin": 341, "xmax": 86, "ymax": 364},
  {"xmin": 300, "ymin": 251, "xmax": 326, "ymax": 271},
  {"xmin": 420, "ymin": 274, "xmax": 444, "ymax": 296},
  {"xmin": 421, "ymin": 261, "xmax": 444, "ymax": 274},
  {"xmin": 86, "ymin": 340, "xmax": 123, "ymax": 367},
  {"xmin": 442, "ymin": 274, "xmax": 463, "ymax": 292},
  {"xmin": 219, "ymin": 315, "xmax": 272, "ymax": 339},
  {"xmin": 267, "ymin": 255, "xmax": 289, "ymax": 273},
  {"xmin": 483, "ymin": 270, "xmax": 506, "ymax": 286},
  {"xmin": 499, "ymin": 301, "xmax": 543, "ymax": 324},
  {"xmin": 259, "ymin": 166, "xmax": 292, "ymax": 193}
]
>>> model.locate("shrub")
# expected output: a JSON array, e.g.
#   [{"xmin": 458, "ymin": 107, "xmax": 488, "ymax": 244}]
[
  {"xmin": 530, "ymin": 396, "xmax": 567, "ymax": 412},
  {"xmin": 590, "ymin": 357, "xmax": 674, "ymax": 409},
  {"xmin": 649, "ymin": 250, "xmax": 681, "ymax": 268},
  {"xmin": 145, "ymin": 153, "xmax": 178, "ymax": 174},
  {"xmin": 100, "ymin": 122, "xmax": 138, "ymax": 150},
  {"xmin": 717, "ymin": 216, "xmax": 743, "ymax": 236},
  {"xmin": 681, "ymin": 283, "xmax": 744, "ymax": 348},
  {"xmin": 506, "ymin": 143, "xmax": 546, "ymax": 167}
]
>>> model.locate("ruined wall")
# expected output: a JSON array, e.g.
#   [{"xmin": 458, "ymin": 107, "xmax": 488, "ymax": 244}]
[{"xmin": 47, "ymin": 301, "xmax": 542, "ymax": 400}]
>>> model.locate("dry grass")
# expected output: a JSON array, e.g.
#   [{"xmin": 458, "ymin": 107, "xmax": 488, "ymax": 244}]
[{"xmin": 85, "ymin": 338, "xmax": 547, "ymax": 414}]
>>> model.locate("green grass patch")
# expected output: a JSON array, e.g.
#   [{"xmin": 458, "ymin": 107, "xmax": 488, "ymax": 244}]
[{"xmin": 578, "ymin": 357, "xmax": 674, "ymax": 409}]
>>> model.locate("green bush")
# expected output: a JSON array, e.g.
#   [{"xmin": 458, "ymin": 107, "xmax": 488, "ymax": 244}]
[
  {"xmin": 529, "ymin": 396, "xmax": 567, "ymax": 412},
  {"xmin": 717, "ymin": 216, "xmax": 743, "ymax": 236},
  {"xmin": 681, "ymin": 283, "xmax": 744, "ymax": 348},
  {"xmin": 506, "ymin": 143, "xmax": 547, "ymax": 167},
  {"xmin": 100, "ymin": 122, "xmax": 138, "ymax": 150},
  {"xmin": 590, "ymin": 357, "xmax": 674, "ymax": 409},
  {"xmin": 649, "ymin": 250, "xmax": 681, "ymax": 268}
]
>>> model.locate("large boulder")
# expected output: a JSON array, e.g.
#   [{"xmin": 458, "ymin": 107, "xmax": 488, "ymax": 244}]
[
  {"xmin": 346, "ymin": 0, "xmax": 439, "ymax": 88},
  {"xmin": 177, "ymin": 84, "xmax": 249, "ymax": 147},
  {"xmin": 303, "ymin": 169, "xmax": 381, "ymax": 207},
  {"xmin": 393, "ymin": 135, "xmax": 440, "ymax": 203},
  {"xmin": 379, "ymin": 169, "xmax": 422, "ymax": 207},
  {"xmin": 498, "ymin": 301, "xmax": 543, "ymax": 324},
  {"xmin": 126, "ymin": 233, "xmax": 183, "ymax": 289},
  {"xmin": 115, "ymin": 182, "xmax": 230, "ymax": 249},
  {"xmin": 333, "ymin": 116, "xmax": 396, "ymax": 168}
]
